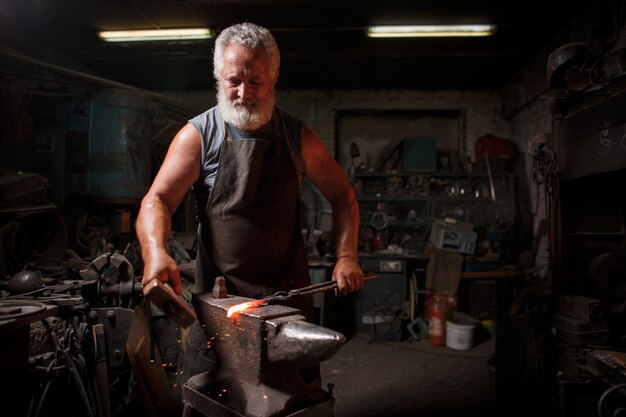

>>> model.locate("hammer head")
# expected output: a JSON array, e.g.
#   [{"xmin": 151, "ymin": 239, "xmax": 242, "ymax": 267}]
[{"xmin": 143, "ymin": 279, "xmax": 197, "ymax": 328}]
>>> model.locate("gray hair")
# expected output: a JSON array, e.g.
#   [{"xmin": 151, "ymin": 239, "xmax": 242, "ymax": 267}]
[{"xmin": 213, "ymin": 22, "xmax": 280, "ymax": 82}]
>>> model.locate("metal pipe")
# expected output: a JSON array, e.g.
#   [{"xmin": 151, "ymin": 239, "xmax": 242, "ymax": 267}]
[
  {"xmin": 484, "ymin": 152, "xmax": 497, "ymax": 203},
  {"xmin": 0, "ymin": 46, "xmax": 204, "ymax": 121},
  {"xmin": 484, "ymin": 152, "xmax": 500, "ymax": 221}
]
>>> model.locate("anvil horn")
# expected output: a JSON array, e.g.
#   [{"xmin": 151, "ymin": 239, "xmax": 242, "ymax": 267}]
[{"xmin": 266, "ymin": 317, "xmax": 346, "ymax": 366}]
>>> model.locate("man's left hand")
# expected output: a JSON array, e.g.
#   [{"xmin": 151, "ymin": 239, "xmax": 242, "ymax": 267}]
[{"xmin": 332, "ymin": 257, "xmax": 364, "ymax": 296}]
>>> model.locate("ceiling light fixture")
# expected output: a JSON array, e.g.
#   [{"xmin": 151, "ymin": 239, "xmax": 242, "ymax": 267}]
[
  {"xmin": 98, "ymin": 28, "xmax": 214, "ymax": 42},
  {"xmin": 367, "ymin": 24, "xmax": 497, "ymax": 38}
]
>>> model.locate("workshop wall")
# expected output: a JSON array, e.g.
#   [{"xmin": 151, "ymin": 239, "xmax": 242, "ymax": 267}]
[
  {"xmin": 163, "ymin": 88, "xmax": 513, "ymax": 240},
  {"xmin": 165, "ymin": 88, "xmax": 510, "ymax": 163},
  {"xmin": 499, "ymin": 0, "xmax": 626, "ymax": 256}
]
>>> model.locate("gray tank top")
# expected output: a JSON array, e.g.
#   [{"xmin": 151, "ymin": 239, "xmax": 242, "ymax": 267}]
[{"xmin": 188, "ymin": 106, "xmax": 304, "ymax": 195}]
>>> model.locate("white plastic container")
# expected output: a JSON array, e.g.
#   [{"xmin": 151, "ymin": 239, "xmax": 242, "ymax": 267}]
[{"xmin": 446, "ymin": 312, "xmax": 478, "ymax": 350}]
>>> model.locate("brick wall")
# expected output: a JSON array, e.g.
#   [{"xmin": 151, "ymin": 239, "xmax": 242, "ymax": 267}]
[{"xmin": 168, "ymin": 89, "xmax": 510, "ymax": 164}]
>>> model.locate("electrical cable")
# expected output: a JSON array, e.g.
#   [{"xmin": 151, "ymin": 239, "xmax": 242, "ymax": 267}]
[
  {"xmin": 529, "ymin": 142, "xmax": 560, "ymax": 273},
  {"xmin": 544, "ymin": 151, "xmax": 561, "ymax": 271},
  {"xmin": 370, "ymin": 211, "xmax": 388, "ymax": 230}
]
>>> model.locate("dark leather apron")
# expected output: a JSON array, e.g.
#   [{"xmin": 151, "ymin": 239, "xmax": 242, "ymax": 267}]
[
  {"xmin": 177, "ymin": 113, "xmax": 318, "ymax": 397},
  {"xmin": 195, "ymin": 111, "xmax": 313, "ymax": 321}
]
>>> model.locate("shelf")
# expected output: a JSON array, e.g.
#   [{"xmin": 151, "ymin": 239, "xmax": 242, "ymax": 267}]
[
  {"xmin": 361, "ymin": 219, "xmax": 428, "ymax": 227},
  {"xmin": 354, "ymin": 171, "xmax": 511, "ymax": 179},
  {"xmin": 563, "ymin": 232, "xmax": 626, "ymax": 237},
  {"xmin": 356, "ymin": 195, "xmax": 494, "ymax": 202},
  {"xmin": 355, "ymin": 170, "xmax": 516, "ymax": 256},
  {"xmin": 357, "ymin": 195, "xmax": 428, "ymax": 202}
]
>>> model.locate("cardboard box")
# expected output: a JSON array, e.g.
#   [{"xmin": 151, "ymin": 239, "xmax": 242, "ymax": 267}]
[{"xmin": 430, "ymin": 218, "xmax": 477, "ymax": 254}]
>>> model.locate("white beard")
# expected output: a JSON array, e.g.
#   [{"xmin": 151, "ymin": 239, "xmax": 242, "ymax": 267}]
[{"xmin": 217, "ymin": 87, "xmax": 275, "ymax": 131}]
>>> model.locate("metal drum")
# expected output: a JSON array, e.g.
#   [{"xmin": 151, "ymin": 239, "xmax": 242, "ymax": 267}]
[{"xmin": 88, "ymin": 89, "xmax": 158, "ymax": 201}]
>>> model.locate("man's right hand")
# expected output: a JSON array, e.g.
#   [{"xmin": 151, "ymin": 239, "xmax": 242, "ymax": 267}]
[{"xmin": 141, "ymin": 249, "xmax": 183, "ymax": 295}]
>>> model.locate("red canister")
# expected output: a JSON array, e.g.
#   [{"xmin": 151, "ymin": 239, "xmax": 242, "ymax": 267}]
[{"xmin": 427, "ymin": 293, "xmax": 446, "ymax": 347}]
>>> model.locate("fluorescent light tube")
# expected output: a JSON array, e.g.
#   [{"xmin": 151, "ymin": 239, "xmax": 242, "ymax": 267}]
[
  {"xmin": 99, "ymin": 28, "xmax": 214, "ymax": 42},
  {"xmin": 367, "ymin": 24, "xmax": 497, "ymax": 38}
]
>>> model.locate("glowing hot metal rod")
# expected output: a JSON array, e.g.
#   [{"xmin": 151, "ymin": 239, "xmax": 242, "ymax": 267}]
[{"xmin": 226, "ymin": 272, "xmax": 378, "ymax": 317}]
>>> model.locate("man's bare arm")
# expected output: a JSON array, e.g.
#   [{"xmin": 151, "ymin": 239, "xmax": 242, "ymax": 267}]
[
  {"xmin": 300, "ymin": 125, "xmax": 363, "ymax": 295},
  {"xmin": 136, "ymin": 123, "xmax": 202, "ymax": 294}
]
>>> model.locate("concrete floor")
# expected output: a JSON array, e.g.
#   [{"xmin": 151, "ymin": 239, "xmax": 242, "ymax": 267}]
[{"xmin": 320, "ymin": 333, "xmax": 495, "ymax": 417}]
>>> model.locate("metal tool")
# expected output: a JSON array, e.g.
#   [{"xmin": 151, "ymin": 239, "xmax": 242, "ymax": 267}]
[{"xmin": 264, "ymin": 272, "xmax": 378, "ymax": 303}]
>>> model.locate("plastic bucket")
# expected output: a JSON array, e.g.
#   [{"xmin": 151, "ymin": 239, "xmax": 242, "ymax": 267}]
[{"xmin": 446, "ymin": 312, "xmax": 477, "ymax": 350}]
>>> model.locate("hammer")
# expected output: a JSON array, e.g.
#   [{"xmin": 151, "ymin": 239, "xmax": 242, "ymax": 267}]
[{"xmin": 143, "ymin": 279, "xmax": 197, "ymax": 328}]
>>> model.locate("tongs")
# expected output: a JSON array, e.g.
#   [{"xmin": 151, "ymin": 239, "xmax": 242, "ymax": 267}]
[{"xmin": 264, "ymin": 272, "xmax": 378, "ymax": 303}]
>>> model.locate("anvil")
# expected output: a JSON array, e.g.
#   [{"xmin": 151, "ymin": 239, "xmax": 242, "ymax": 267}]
[{"xmin": 183, "ymin": 288, "xmax": 345, "ymax": 417}]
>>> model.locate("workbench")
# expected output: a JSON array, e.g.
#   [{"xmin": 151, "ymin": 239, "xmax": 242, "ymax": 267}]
[{"xmin": 457, "ymin": 269, "xmax": 522, "ymax": 321}]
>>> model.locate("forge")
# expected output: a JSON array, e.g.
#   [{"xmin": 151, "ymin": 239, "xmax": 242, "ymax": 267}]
[{"xmin": 182, "ymin": 279, "xmax": 345, "ymax": 417}]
